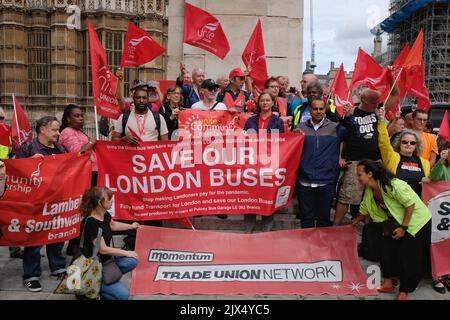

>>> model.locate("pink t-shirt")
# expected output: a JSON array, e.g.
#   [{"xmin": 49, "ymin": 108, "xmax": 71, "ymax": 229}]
[{"xmin": 59, "ymin": 127, "xmax": 98, "ymax": 171}]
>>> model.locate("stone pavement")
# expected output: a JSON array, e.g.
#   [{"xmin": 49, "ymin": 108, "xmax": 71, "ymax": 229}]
[{"xmin": 0, "ymin": 204, "xmax": 448, "ymax": 300}]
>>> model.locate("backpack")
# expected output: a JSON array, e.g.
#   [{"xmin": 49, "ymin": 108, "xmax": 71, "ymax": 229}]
[{"xmin": 121, "ymin": 108, "xmax": 161, "ymax": 140}]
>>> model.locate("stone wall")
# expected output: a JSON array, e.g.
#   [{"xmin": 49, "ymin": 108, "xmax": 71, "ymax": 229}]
[{"xmin": 167, "ymin": 0, "xmax": 304, "ymax": 88}]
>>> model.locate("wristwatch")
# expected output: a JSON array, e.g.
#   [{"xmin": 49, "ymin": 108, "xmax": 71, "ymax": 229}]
[{"xmin": 400, "ymin": 225, "xmax": 408, "ymax": 231}]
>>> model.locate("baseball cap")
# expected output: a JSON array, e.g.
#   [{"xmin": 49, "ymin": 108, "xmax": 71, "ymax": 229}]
[
  {"xmin": 131, "ymin": 79, "xmax": 148, "ymax": 91},
  {"xmin": 201, "ymin": 79, "xmax": 219, "ymax": 90},
  {"xmin": 147, "ymin": 80, "xmax": 160, "ymax": 89},
  {"xmin": 229, "ymin": 68, "xmax": 246, "ymax": 79}
]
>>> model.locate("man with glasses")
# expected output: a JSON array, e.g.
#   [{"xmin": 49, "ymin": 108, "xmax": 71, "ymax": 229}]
[
  {"xmin": 412, "ymin": 109, "xmax": 438, "ymax": 167},
  {"xmin": 191, "ymin": 79, "xmax": 227, "ymax": 111},
  {"xmin": 334, "ymin": 85, "xmax": 400, "ymax": 225}
]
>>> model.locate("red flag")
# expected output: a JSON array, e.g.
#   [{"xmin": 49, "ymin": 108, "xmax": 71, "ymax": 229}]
[
  {"xmin": 393, "ymin": 44, "xmax": 411, "ymax": 99},
  {"xmin": 403, "ymin": 30, "xmax": 423, "ymax": 70},
  {"xmin": 11, "ymin": 95, "xmax": 32, "ymax": 150},
  {"xmin": 120, "ymin": 23, "xmax": 166, "ymax": 67},
  {"xmin": 330, "ymin": 64, "xmax": 353, "ymax": 116},
  {"xmin": 0, "ymin": 122, "xmax": 11, "ymax": 147},
  {"xmin": 438, "ymin": 110, "xmax": 450, "ymax": 141},
  {"xmin": 242, "ymin": 20, "xmax": 269, "ymax": 94},
  {"xmin": 350, "ymin": 48, "xmax": 391, "ymax": 99},
  {"xmin": 395, "ymin": 33, "xmax": 430, "ymax": 111},
  {"xmin": 88, "ymin": 23, "xmax": 121, "ymax": 120},
  {"xmin": 393, "ymin": 44, "xmax": 411, "ymax": 70},
  {"xmin": 183, "ymin": 3, "xmax": 230, "ymax": 60},
  {"xmin": 350, "ymin": 48, "xmax": 384, "ymax": 90},
  {"xmin": 403, "ymin": 64, "xmax": 430, "ymax": 111}
]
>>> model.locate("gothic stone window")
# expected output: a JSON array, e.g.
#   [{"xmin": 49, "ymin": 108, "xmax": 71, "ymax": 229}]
[{"xmin": 27, "ymin": 30, "xmax": 50, "ymax": 96}]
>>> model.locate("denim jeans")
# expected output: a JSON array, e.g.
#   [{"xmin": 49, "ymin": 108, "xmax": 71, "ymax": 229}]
[
  {"xmin": 298, "ymin": 183, "xmax": 336, "ymax": 229},
  {"xmin": 101, "ymin": 256, "xmax": 138, "ymax": 300},
  {"xmin": 22, "ymin": 242, "xmax": 67, "ymax": 281}
]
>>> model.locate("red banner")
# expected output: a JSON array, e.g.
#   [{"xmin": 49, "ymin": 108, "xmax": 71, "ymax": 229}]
[
  {"xmin": 96, "ymin": 134, "xmax": 303, "ymax": 221},
  {"xmin": 183, "ymin": 3, "xmax": 230, "ymax": 60},
  {"xmin": 120, "ymin": 22, "xmax": 166, "ymax": 67},
  {"xmin": 0, "ymin": 153, "xmax": 92, "ymax": 246},
  {"xmin": 88, "ymin": 23, "xmax": 121, "ymax": 120},
  {"xmin": 242, "ymin": 20, "xmax": 268, "ymax": 94},
  {"xmin": 11, "ymin": 95, "xmax": 32, "ymax": 150},
  {"xmin": 178, "ymin": 109, "xmax": 253, "ymax": 136},
  {"xmin": 131, "ymin": 226, "xmax": 377, "ymax": 296},
  {"xmin": 422, "ymin": 182, "xmax": 450, "ymax": 279}
]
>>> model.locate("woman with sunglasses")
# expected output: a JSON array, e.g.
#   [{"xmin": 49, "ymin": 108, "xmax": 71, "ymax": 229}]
[{"xmin": 376, "ymin": 107, "xmax": 430, "ymax": 196}]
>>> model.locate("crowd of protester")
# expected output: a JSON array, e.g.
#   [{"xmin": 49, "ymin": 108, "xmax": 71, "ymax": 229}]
[{"xmin": 0, "ymin": 61, "xmax": 448, "ymax": 300}]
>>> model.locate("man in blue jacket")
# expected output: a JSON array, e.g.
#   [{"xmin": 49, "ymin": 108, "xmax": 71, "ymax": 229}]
[
  {"xmin": 176, "ymin": 62, "xmax": 205, "ymax": 108},
  {"xmin": 295, "ymin": 99, "xmax": 358, "ymax": 228}
]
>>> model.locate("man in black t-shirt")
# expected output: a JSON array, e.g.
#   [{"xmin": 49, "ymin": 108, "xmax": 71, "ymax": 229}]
[
  {"xmin": 334, "ymin": 84, "xmax": 399, "ymax": 225},
  {"xmin": 15, "ymin": 116, "xmax": 68, "ymax": 293}
]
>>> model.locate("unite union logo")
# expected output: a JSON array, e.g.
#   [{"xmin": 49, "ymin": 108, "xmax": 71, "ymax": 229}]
[{"xmin": 197, "ymin": 22, "xmax": 219, "ymax": 41}]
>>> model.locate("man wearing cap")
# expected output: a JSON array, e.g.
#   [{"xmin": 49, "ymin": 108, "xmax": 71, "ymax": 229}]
[
  {"xmin": 147, "ymin": 80, "xmax": 164, "ymax": 112},
  {"xmin": 216, "ymin": 68, "xmax": 252, "ymax": 113},
  {"xmin": 191, "ymin": 79, "xmax": 227, "ymax": 111},
  {"xmin": 334, "ymin": 86, "xmax": 400, "ymax": 225}
]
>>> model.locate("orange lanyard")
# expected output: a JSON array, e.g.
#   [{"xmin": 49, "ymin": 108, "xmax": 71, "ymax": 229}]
[{"xmin": 134, "ymin": 112, "xmax": 148, "ymax": 137}]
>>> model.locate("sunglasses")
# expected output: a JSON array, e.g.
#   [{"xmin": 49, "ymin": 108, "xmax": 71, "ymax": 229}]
[
  {"xmin": 206, "ymin": 87, "xmax": 217, "ymax": 92},
  {"xmin": 0, "ymin": 117, "xmax": 4, "ymax": 120},
  {"xmin": 401, "ymin": 140, "xmax": 417, "ymax": 146}
]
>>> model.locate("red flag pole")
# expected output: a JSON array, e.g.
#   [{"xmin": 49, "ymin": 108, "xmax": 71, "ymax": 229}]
[
  {"xmin": 12, "ymin": 94, "xmax": 22, "ymax": 146},
  {"xmin": 382, "ymin": 68, "xmax": 403, "ymax": 109}
]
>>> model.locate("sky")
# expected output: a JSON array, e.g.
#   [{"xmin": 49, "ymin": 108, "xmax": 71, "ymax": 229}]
[{"xmin": 303, "ymin": 0, "xmax": 391, "ymax": 74}]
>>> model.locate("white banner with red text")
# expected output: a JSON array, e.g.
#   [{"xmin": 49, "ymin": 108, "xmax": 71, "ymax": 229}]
[
  {"xmin": 130, "ymin": 226, "xmax": 377, "ymax": 296},
  {"xmin": 96, "ymin": 134, "xmax": 303, "ymax": 221},
  {"xmin": 0, "ymin": 153, "xmax": 92, "ymax": 246},
  {"xmin": 422, "ymin": 181, "xmax": 450, "ymax": 278}
]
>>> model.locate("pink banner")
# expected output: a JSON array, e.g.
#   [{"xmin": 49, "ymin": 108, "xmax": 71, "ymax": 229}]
[
  {"xmin": 422, "ymin": 181, "xmax": 450, "ymax": 278},
  {"xmin": 131, "ymin": 226, "xmax": 377, "ymax": 296}
]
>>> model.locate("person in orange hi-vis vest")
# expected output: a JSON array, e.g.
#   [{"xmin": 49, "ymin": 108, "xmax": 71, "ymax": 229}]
[{"xmin": 216, "ymin": 68, "xmax": 252, "ymax": 113}]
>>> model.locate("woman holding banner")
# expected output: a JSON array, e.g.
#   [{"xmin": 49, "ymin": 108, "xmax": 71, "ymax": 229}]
[
  {"xmin": 352, "ymin": 160, "xmax": 432, "ymax": 300},
  {"xmin": 429, "ymin": 141, "xmax": 450, "ymax": 294},
  {"xmin": 59, "ymin": 104, "xmax": 97, "ymax": 256},
  {"xmin": 243, "ymin": 92, "xmax": 285, "ymax": 233},
  {"xmin": 79, "ymin": 186, "xmax": 139, "ymax": 300}
]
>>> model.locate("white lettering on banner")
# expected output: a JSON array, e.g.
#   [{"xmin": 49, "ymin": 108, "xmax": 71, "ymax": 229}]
[
  {"xmin": 106, "ymin": 168, "xmax": 286, "ymax": 194},
  {"xmin": 42, "ymin": 196, "xmax": 82, "ymax": 216},
  {"xmin": 154, "ymin": 261, "xmax": 342, "ymax": 282},
  {"xmin": 149, "ymin": 250, "xmax": 214, "ymax": 263},
  {"xmin": 428, "ymin": 190, "xmax": 450, "ymax": 243},
  {"xmin": 25, "ymin": 214, "xmax": 82, "ymax": 234}
]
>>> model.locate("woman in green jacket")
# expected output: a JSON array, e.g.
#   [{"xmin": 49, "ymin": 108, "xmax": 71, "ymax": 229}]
[
  {"xmin": 352, "ymin": 160, "xmax": 432, "ymax": 300},
  {"xmin": 429, "ymin": 140, "xmax": 450, "ymax": 294}
]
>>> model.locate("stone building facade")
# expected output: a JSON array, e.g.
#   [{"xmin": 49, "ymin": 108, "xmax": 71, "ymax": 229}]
[
  {"xmin": 167, "ymin": 0, "xmax": 304, "ymax": 90},
  {"xmin": 0, "ymin": 0, "xmax": 168, "ymax": 126}
]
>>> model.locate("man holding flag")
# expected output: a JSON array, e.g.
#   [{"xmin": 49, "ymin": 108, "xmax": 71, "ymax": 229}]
[{"xmin": 334, "ymin": 81, "xmax": 400, "ymax": 226}]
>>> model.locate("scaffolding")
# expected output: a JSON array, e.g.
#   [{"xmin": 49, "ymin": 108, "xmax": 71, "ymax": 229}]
[{"xmin": 379, "ymin": 0, "xmax": 450, "ymax": 104}]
